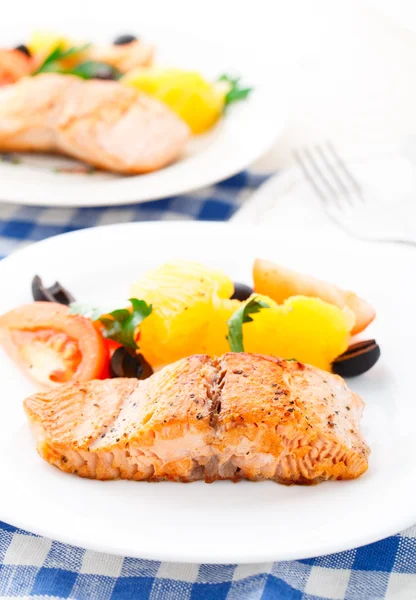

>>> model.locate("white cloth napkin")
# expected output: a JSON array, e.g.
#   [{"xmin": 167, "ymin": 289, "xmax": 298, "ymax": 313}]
[{"xmin": 233, "ymin": 141, "xmax": 416, "ymax": 246}]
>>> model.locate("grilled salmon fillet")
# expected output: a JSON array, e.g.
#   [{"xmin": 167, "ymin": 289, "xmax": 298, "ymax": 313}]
[
  {"xmin": 24, "ymin": 353, "xmax": 369, "ymax": 484},
  {"xmin": 0, "ymin": 73, "xmax": 190, "ymax": 174}
]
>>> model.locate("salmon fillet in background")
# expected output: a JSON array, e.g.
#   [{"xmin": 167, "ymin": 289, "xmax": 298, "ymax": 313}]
[
  {"xmin": 24, "ymin": 353, "xmax": 369, "ymax": 484},
  {"xmin": 0, "ymin": 73, "xmax": 190, "ymax": 174}
]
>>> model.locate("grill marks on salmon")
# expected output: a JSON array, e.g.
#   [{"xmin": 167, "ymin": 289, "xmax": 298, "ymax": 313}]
[
  {"xmin": 0, "ymin": 74, "xmax": 190, "ymax": 174},
  {"xmin": 24, "ymin": 353, "xmax": 369, "ymax": 484}
]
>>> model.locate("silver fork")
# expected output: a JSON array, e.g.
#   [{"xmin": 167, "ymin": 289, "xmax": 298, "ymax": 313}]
[{"xmin": 294, "ymin": 143, "xmax": 416, "ymax": 247}]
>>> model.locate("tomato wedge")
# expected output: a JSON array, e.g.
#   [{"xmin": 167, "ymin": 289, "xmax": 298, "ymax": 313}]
[{"xmin": 0, "ymin": 302, "xmax": 109, "ymax": 387}]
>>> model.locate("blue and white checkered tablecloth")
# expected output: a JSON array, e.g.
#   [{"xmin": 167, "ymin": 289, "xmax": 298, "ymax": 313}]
[{"xmin": 0, "ymin": 171, "xmax": 415, "ymax": 600}]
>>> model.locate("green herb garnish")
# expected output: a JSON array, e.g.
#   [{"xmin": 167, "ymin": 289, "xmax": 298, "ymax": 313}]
[
  {"xmin": 33, "ymin": 44, "xmax": 121, "ymax": 80},
  {"xmin": 68, "ymin": 60, "xmax": 121, "ymax": 80},
  {"xmin": 0, "ymin": 153, "xmax": 20, "ymax": 165},
  {"xmin": 226, "ymin": 296, "xmax": 269, "ymax": 352},
  {"xmin": 218, "ymin": 74, "xmax": 253, "ymax": 108},
  {"xmin": 34, "ymin": 44, "xmax": 90, "ymax": 75},
  {"xmin": 70, "ymin": 298, "xmax": 152, "ymax": 349},
  {"xmin": 69, "ymin": 304, "xmax": 105, "ymax": 321}
]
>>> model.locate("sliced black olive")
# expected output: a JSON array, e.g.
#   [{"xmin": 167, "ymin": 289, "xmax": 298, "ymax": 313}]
[
  {"xmin": 113, "ymin": 34, "xmax": 138, "ymax": 45},
  {"xmin": 15, "ymin": 44, "xmax": 31, "ymax": 57},
  {"xmin": 32, "ymin": 275, "xmax": 75, "ymax": 305},
  {"xmin": 1, "ymin": 153, "xmax": 18, "ymax": 164},
  {"xmin": 332, "ymin": 339, "xmax": 380, "ymax": 378},
  {"xmin": 92, "ymin": 64, "xmax": 117, "ymax": 80},
  {"xmin": 231, "ymin": 282, "xmax": 253, "ymax": 301},
  {"xmin": 110, "ymin": 347, "xmax": 153, "ymax": 380},
  {"xmin": 71, "ymin": 61, "xmax": 119, "ymax": 81}
]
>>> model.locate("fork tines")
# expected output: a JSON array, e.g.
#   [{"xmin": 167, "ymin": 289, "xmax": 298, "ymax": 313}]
[{"xmin": 294, "ymin": 142, "xmax": 363, "ymax": 210}]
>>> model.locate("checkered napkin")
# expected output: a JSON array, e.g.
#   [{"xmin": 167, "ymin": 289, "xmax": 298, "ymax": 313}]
[
  {"xmin": 0, "ymin": 172, "xmax": 267, "ymax": 260},
  {"xmin": 0, "ymin": 171, "xmax": 415, "ymax": 600},
  {"xmin": 1, "ymin": 524, "xmax": 416, "ymax": 599}
]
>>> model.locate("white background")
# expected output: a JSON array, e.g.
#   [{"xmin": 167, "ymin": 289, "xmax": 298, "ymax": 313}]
[{"xmin": 4, "ymin": 0, "xmax": 416, "ymax": 170}]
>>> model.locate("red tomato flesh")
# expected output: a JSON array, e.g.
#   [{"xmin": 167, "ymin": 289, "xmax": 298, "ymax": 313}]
[{"xmin": 0, "ymin": 302, "xmax": 109, "ymax": 387}]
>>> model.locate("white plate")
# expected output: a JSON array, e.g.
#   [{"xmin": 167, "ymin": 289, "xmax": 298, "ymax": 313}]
[
  {"xmin": 0, "ymin": 27, "xmax": 286, "ymax": 207},
  {"xmin": 0, "ymin": 221, "xmax": 414, "ymax": 564}
]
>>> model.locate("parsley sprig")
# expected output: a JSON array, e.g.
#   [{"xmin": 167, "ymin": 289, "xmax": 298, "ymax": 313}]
[
  {"xmin": 218, "ymin": 74, "xmax": 253, "ymax": 107},
  {"xmin": 34, "ymin": 44, "xmax": 90, "ymax": 74},
  {"xmin": 226, "ymin": 296, "xmax": 269, "ymax": 352},
  {"xmin": 70, "ymin": 298, "xmax": 152, "ymax": 349},
  {"xmin": 33, "ymin": 44, "xmax": 121, "ymax": 80},
  {"xmin": 68, "ymin": 60, "xmax": 121, "ymax": 80}
]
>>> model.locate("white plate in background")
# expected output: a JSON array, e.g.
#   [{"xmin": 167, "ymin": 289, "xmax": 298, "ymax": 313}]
[
  {"xmin": 0, "ymin": 221, "xmax": 414, "ymax": 563},
  {"xmin": 0, "ymin": 27, "xmax": 286, "ymax": 207}
]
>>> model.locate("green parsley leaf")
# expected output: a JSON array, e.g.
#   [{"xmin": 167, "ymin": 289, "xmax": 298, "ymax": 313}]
[
  {"xmin": 217, "ymin": 73, "xmax": 253, "ymax": 108},
  {"xmin": 102, "ymin": 299, "xmax": 152, "ymax": 349},
  {"xmin": 56, "ymin": 44, "xmax": 91, "ymax": 61},
  {"xmin": 34, "ymin": 46, "xmax": 67, "ymax": 73},
  {"xmin": 226, "ymin": 296, "xmax": 270, "ymax": 352},
  {"xmin": 68, "ymin": 60, "xmax": 121, "ymax": 80},
  {"xmin": 69, "ymin": 303, "xmax": 104, "ymax": 322},
  {"xmin": 70, "ymin": 298, "xmax": 152, "ymax": 349},
  {"xmin": 34, "ymin": 43, "xmax": 90, "ymax": 75}
]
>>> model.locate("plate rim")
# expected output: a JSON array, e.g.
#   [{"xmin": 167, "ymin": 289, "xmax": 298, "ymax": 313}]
[{"xmin": 0, "ymin": 489, "xmax": 415, "ymax": 564}]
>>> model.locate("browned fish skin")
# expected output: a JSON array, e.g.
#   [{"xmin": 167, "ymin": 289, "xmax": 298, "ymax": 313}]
[
  {"xmin": 0, "ymin": 74, "xmax": 190, "ymax": 174},
  {"xmin": 24, "ymin": 353, "xmax": 369, "ymax": 484}
]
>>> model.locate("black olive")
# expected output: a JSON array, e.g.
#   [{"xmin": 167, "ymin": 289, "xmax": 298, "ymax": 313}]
[
  {"xmin": 113, "ymin": 34, "xmax": 138, "ymax": 45},
  {"xmin": 231, "ymin": 282, "xmax": 253, "ymax": 301},
  {"xmin": 32, "ymin": 275, "xmax": 75, "ymax": 305},
  {"xmin": 110, "ymin": 347, "xmax": 153, "ymax": 380},
  {"xmin": 332, "ymin": 339, "xmax": 380, "ymax": 378},
  {"xmin": 1, "ymin": 153, "xmax": 18, "ymax": 164},
  {"xmin": 15, "ymin": 44, "xmax": 31, "ymax": 57},
  {"xmin": 93, "ymin": 64, "xmax": 117, "ymax": 80}
]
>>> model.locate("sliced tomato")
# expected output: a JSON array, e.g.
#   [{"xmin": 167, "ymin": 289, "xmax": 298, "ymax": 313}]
[
  {"xmin": 93, "ymin": 322, "xmax": 123, "ymax": 379},
  {"xmin": 0, "ymin": 302, "xmax": 109, "ymax": 387},
  {"xmin": 93, "ymin": 321, "xmax": 121, "ymax": 357}
]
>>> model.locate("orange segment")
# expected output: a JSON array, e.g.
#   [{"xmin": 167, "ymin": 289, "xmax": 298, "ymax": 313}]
[
  {"xmin": 122, "ymin": 68, "xmax": 227, "ymax": 134},
  {"xmin": 243, "ymin": 294, "xmax": 355, "ymax": 371},
  {"xmin": 253, "ymin": 258, "xmax": 374, "ymax": 335},
  {"xmin": 130, "ymin": 261, "xmax": 234, "ymax": 366},
  {"xmin": 129, "ymin": 261, "xmax": 355, "ymax": 372},
  {"xmin": 200, "ymin": 297, "xmax": 241, "ymax": 357}
]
